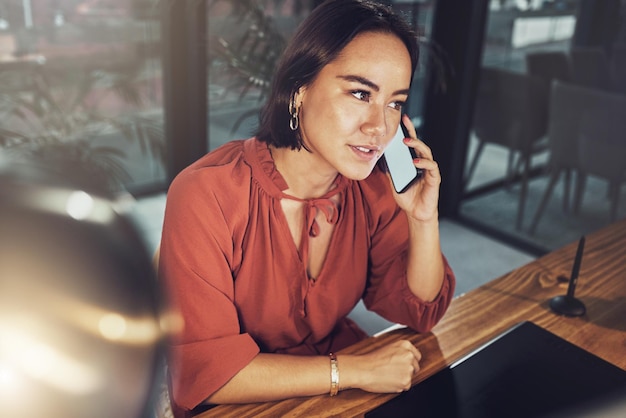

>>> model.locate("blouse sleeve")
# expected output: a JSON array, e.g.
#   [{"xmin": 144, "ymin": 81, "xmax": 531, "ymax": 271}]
[
  {"xmin": 159, "ymin": 157, "xmax": 259, "ymax": 412},
  {"xmin": 359, "ymin": 169, "xmax": 456, "ymax": 333}
]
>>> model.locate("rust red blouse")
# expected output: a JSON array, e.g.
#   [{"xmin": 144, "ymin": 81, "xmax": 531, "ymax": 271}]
[{"xmin": 159, "ymin": 138, "xmax": 455, "ymax": 413}]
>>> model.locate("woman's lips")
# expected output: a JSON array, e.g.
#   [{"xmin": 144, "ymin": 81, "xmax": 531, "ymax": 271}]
[{"xmin": 350, "ymin": 145, "xmax": 381, "ymax": 161}]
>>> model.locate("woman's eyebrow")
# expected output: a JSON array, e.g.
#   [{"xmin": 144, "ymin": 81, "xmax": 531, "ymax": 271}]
[{"xmin": 337, "ymin": 74, "xmax": 410, "ymax": 96}]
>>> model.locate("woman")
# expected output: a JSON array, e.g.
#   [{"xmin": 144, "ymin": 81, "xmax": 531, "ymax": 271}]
[{"xmin": 159, "ymin": 0, "xmax": 456, "ymax": 415}]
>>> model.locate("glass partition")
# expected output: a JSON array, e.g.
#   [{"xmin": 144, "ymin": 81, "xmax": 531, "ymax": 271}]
[{"xmin": 460, "ymin": 0, "xmax": 626, "ymax": 252}]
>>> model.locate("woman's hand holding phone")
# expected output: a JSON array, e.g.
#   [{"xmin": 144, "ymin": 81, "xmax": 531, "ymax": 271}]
[{"xmin": 386, "ymin": 114, "xmax": 441, "ymax": 223}]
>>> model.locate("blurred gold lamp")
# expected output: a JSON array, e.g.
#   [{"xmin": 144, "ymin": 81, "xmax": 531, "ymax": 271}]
[{"xmin": 0, "ymin": 159, "xmax": 167, "ymax": 418}]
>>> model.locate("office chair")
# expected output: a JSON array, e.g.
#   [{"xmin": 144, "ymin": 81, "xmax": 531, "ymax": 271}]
[
  {"xmin": 525, "ymin": 51, "xmax": 571, "ymax": 83},
  {"xmin": 574, "ymin": 98, "xmax": 626, "ymax": 222},
  {"xmin": 466, "ymin": 66, "xmax": 549, "ymax": 230},
  {"xmin": 569, "ymin": 47, "xmax": 612, "ymax": 91},
  {"xmin": 529, "ymin": 82, "xmax": 626, "ymax": 233},
  {"xmin": 610, "ymin": 43, "xmax": 626, "ymax": 95},
  {"xmin": 528, "ymin": 81, "xmax": 589, "ymax": 235}
]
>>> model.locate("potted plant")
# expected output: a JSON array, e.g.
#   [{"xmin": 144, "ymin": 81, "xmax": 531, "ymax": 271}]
[{"xmin": 0, "ymin": 14, "xmax": 164, "ymax": 194}]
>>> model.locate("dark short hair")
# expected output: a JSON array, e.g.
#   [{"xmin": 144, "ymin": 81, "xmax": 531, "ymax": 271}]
[{"xmin": 256, "ymin": 0, "xmax": 420, "ymax": 149}]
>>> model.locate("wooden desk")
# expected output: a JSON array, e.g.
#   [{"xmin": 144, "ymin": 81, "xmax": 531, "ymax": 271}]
[{"xmin": 198, "ymin": 219, "xmax": 626, "ymax": 417}]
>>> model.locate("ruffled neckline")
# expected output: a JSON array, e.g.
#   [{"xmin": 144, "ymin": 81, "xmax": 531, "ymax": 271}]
[
  {"xmin": 244, "ymin": 138, "xmax": 352, "ymax": 287},
  {"xmin": 244, "ymin": 138, "xmax": 350, "ymax": 200}
]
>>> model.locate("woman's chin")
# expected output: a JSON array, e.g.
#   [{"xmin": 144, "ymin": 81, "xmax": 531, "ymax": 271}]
[{"xmin": 340, "ymin": 165, "xmax": 376, "ymax": 181}]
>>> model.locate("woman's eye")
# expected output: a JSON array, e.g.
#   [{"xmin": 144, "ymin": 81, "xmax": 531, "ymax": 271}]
[
  {"xmin": 389, "ymin": 101, "xmax": 405, "ymax": 111},
  {"xmin": 352, "ymin": 90, "xmax": 370, "ymax": 101}
]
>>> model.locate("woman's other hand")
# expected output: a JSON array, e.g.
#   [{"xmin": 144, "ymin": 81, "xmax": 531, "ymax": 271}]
[{"xmin": 340, "ymin": 340, "xmax": 422, "ymax": 393}]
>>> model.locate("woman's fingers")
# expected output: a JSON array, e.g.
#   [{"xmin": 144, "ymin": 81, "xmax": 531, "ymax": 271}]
[
  {"xmin": 354, "ymin": 339, "xmax": 423, "ymax": 393},
  {"xmin": 402, "ymin": 136, "xmax": 433, "ymax": 161}
]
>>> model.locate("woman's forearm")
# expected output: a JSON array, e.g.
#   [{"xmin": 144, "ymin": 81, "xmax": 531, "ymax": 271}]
[
  {"xmin": 405, "ymin": 215, "xmax": 445, "ymax": 302},
  {"xmin": 205, "ymin": 353, "xmax": 334, "ymax": 404},
  {"xmin": 205, "ymin": 340, "xmax": 422, "ymax": 405}
]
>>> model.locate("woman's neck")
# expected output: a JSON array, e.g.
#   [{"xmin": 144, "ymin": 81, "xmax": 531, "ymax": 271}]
[{"xmin": 270, "ymin": 145, "xmax": 338, "ymax": 200}]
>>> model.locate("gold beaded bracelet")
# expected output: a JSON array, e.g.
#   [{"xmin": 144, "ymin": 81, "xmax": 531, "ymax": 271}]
[{"xmin": 329, "ymin": 352, "xmax": 339, "ymax": 396}]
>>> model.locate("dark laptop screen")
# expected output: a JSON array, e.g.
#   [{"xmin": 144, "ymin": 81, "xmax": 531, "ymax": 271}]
[{"xmin": 365, "ymin": 321, "xmax": 626, "ymax": 418}]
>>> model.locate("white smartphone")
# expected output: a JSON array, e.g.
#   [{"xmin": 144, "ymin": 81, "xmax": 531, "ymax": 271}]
[{"xmin": 383, "ymin": 122, "xmax": 423, "ymax": 193}]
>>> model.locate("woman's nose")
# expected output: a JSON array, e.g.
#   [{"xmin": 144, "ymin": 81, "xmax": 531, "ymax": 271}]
[{"xmin": 361, "ymin": 106, "xmax": 388, "ymax": 138}]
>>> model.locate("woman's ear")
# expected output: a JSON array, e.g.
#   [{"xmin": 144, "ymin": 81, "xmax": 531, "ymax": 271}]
[{"xmin": 294, "ymin": 86, "xmax": 306, "ymax": 109}]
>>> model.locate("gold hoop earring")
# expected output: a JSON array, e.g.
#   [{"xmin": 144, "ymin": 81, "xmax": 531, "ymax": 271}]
[{"xmin": 289, "ymin": 97, "xmax": 299, "ymax": 131}]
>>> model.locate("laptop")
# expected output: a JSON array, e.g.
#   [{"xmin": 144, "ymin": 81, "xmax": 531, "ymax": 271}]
[{"xmin": 365, "ymin": 321, "xmax": 626, "ymax": 418}]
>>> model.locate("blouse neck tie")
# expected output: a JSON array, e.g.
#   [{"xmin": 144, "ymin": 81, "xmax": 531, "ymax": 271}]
[
  {"xmin": 280, "ymin": 192, "xmax": 341, "ymax": 282},
  {"xmin": 294, "ymin": 196, "xmax": 340, "ymax": 317},
  {"xmin": 304, "ymin": 198, "xmax": 339, "ymax": 238}
]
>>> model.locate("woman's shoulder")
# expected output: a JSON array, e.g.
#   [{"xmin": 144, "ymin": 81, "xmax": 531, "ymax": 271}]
[
  {"xmin": 164, "ymin": 140, "xmax": 256, "ymax": 242},
  {"xmin": 184, "ymin": 139, "xmax": 248, "ymax": 173},
  {"xmin": 172, "ymin": 140, "xmax": 250, "ymax": 190},
  {"xmin": 166, "ymin": 139, "xmax": 254, "ymax": 213}
]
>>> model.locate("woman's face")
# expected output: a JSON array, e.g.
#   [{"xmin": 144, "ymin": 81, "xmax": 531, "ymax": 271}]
[{"xmin": 296, "ymin": 31, "xmax": 413, "ymax": 181}]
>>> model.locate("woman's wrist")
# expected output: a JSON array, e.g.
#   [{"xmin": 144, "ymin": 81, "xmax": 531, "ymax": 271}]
[
  {"xmin": 406, "ymin": 210, "xmax": 439, "ymax": 227},
  {"xmin": 333, "ymin": 354, "xmax": 366, "ymax": 392},
  {"xmin": 329, "ymin": 353, "xmax": 339, "ymax": 396}
]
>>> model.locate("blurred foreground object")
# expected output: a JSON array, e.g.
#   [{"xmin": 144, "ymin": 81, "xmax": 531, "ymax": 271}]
[{"xmin": 0, "ymin": 159, "xmax": 168, "ymax": 418}]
